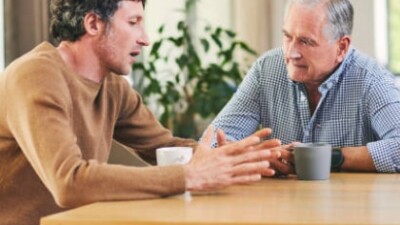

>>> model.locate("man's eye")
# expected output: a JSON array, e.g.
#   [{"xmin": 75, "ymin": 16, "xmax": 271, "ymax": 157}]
[
  {"xmin": 283, "ymin": 34, "xmax": 292, "ymax": 41},
  {"xmin": 129, "ymin": 21, "xmax": 138, "ymax": 25},
  {"xmin": 300, "ymin": 39, "xmax": 312, "ymax": 46}
]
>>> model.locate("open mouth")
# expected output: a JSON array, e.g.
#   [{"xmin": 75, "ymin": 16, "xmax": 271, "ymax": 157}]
[
  {"xmin": 291, "ymin": 63, "xmax": 307, "ymax": 69},
  {"xmin": 130, "ymin": 52, "xmax": 140, "ymax": 57}
]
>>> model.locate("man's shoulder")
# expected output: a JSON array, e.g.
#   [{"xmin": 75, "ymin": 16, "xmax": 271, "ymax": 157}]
[
  {"xmin": 255, "ymin": 47, "xmax": 285, "ymax": 68},
  {"xmin": 2, "ymin": 42, "xmax": 68, "ymax": 91},
  {"xmin": 258, "ymin": 47, "xmax": 284, "ymax": 61},
  {"xmin": 250, "ymin": 47, "xmax": 286, "ymax": 78},
  {"xmin": 4, "ymin": 42, "xmax": 64, "ymax": 78},
  {"xmin": 345, "ymin": 48, "xmax": 394, "ymax": 81}
]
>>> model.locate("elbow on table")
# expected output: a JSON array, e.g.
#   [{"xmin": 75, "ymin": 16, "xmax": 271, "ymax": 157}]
[
  {"xmin": 52, "ymin": 184, "xmax": 88, "ymax": 208},
  {"xmin": 50, "ymin": 160, "xmax": 97, "ymax": 208}
]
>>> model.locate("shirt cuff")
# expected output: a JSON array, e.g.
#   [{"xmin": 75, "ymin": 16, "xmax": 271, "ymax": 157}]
[{"xmin": 367, "ymin": 140, "xmax": 400, "ymax": 173}]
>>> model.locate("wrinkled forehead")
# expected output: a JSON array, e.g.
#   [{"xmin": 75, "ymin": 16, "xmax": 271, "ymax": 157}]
[
  {"xmin": 284, "ymin": 0, "xmax": 328, "ymax": 21},
  {"xmin": 284, "ymin": 1, "xmax": 328, "ymax": 25}
]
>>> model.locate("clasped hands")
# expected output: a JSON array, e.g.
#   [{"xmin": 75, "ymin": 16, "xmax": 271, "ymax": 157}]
[{"xmin": 184, "ymin": 126, "xmax": 294, "ymax": 192}]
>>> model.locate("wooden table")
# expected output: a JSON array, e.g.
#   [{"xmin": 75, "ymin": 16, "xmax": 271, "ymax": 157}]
[{"xmin": 40, "ymin": 173, "xmax": 400, "ymax": 225}]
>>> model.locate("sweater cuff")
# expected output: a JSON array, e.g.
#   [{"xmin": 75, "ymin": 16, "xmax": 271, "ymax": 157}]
[{"xmin": 157, "ymin": 165, "xmax": 186, "ymax": 196}]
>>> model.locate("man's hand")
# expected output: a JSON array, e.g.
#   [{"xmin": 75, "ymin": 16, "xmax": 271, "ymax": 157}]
[
  {"xmin": 268, "ymin": 143, "xmax": 297, "ymax": 176},
  {"xmin": 184, "ymin": 126, "xmax": 281, "ymax": 192}
]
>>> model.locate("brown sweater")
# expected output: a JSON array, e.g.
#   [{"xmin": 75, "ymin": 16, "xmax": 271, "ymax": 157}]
[{"xmin": 0, "ymin": 42, "xmax": 197, "ymax": 225}]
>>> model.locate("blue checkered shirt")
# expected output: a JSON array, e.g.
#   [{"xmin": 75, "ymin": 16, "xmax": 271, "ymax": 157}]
[{"xmin": 210, "ymin": 47, "xmax": 400, "ymax": 172}]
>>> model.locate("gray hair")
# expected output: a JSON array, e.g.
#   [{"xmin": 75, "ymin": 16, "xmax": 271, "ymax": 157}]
[{"xmin": 284, "ymin": 0, "xmax": 353, "ymax": 42}]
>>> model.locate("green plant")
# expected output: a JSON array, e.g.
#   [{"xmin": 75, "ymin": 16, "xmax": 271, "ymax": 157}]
[{"xmin": 132, "ymin": 1, "xmax": 257, "ymax": 139}]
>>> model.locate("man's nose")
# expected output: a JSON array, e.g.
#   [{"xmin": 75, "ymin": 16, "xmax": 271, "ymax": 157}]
[
  {"xmin": 287, "ymin": 42, "xmax": 301, "ymax": 59},
  {"xmin": 138, "ymin": 30, "xmax": 150, "ymax": 46}
]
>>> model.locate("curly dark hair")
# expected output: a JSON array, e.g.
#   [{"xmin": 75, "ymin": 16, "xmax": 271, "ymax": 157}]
[{"xmin": 50, "ymin": 0, "xmax": 146, "ymax": 43}]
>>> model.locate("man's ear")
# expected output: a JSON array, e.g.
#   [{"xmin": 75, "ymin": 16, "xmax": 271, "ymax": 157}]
[
  {"xmin": 83, "ymin": 12, "xmax": 105, "ymax": 36},
  {"xmin": 336, "ymin": 35, "xmax": 351, "ymax": 63}
]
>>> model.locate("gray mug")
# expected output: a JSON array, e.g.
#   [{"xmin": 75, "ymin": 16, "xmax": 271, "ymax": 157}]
[{"xmin": 294, "ymin": 143, "xmax": 332, "ymax": 180}]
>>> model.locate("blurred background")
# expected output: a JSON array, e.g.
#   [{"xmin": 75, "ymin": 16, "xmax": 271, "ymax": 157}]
[{"xmin": 0, "ymin": 0, "xmax": 399, "ymax": 139}]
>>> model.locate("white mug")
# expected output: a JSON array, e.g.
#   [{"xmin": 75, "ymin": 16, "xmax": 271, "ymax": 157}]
[{"xmin": 156, "ymin": 147, "xmax": 193, "ymax": 166}]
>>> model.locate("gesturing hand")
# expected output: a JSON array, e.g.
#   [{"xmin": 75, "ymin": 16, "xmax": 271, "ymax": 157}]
[
  {"xmin": 184, "ymin": 126, "xmax": 281, "ymax": 192},
  {"xmin": 268, "ymin": 143, "xmax": 296, "ymax": 176}
]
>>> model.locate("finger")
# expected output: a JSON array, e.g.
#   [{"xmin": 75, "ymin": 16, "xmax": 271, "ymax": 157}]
[
  {"xmin": 251, "ymin": 128, "xmax": 272, "ymax": 139},
  {"xmin": 230, "ymin": 174, "xmax": 263, "ymax": 185},
  {"xmin": 261, "ymin": 168, "xmax": 276, "ymax": 177},
  {"xmin": 281, "ymin": 149, "xmax": 295, "ymax": 163},
  {"xmin": 199, "ymin": 125, "xmax": 214, "ymax": 146},
  {"xmin": 222, "ymin": 136, "xmax": 261, "ymax": 155},
  {"xmin": 255, "ymin": 139, "xmax": 281, "ymax": 150},
  {"xmin": 216, "ymin": 129, "xmax": 228, "ymax": 146},
  {"xmin": 290, "ymin": 141, "xmax": 301, "ymax": 147},
  {"xmin": 230, "ymin": 161, "xmax": 271, "ymax": 177},
  {"xmin": 270, "ymin": 149, "xmax": 282, "ymax": 159},
  {"xmin": 282, "ymin": 143, "xmax": 298, "ymax": 152},
  {"xmin": 231, "ymin": 149, "xmax": 272, "ymax": 165},
  {"xmin": 270, "ymin": 159, "xmax": 294, "ymax": 175}
]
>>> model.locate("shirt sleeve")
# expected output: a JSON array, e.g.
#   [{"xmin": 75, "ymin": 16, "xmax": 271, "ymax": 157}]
[
  {"xmin": 365, "ymin": 75, "xmax": 400, "ymax": 172},
  {"xmin": 206, "ymin": 60, "xmax": 262, "ymax": 147}
]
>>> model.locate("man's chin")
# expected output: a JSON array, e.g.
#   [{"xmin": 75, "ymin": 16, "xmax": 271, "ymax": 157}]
[
  {"xmin": 110, "ymin": 67, "xmax": 131, "ymax": 76},
  {"xmin": 288, "ymin": 73, "xmax": 307, "ymax": 83}
]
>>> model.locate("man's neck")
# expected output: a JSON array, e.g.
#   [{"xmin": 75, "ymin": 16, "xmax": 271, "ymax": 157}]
[
  {"xmin": 57, "ymin": 40, "xmax": 106, "ymax": 83},
  {"xmin": 304, "ymin": 82, "xmax": 321, "ymax": 116}
]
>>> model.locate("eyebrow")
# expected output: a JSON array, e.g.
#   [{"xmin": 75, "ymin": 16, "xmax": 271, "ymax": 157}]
[
  {"xmin": 127, "ymin": 14, "xmax": 143, "ymax": 21},
  {"xmin": 282, "ymin": 29, "xmax": 318, "ymax": 45},
  {"xmin": 282, "ymin": 29, "xmax": 290, "ymax": 36}
]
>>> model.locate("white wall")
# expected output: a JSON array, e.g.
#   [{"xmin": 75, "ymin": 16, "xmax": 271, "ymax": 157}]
[
  {"xmin": 142, "ymin": 0, "xmax": 232, "ymax": 73},
  {"xmin": 143, "ymin": 0, "xmax": 231, "ymax": 57},
  {"xmin": 351, "ymin": 0, "xmax": 376, "ymax": 57},
  {"xmin": 374, "ymin": 0, "xmax": 388, "ymax": 66},
  {"xmin": 197, "ymin": 0, "xmax": 231, "ymax": 28},
  {"xmin": 144, "ymin": 0, "xmax": 185, "ymax": 51},
  {"xmin": 0, "ymin": 0, "xmax": 4, "ymax": 71}
]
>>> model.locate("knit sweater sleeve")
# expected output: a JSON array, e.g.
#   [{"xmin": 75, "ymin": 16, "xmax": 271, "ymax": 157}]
[
  {"xmin": 5, "ymin": 54, "xmax": 187, "ymax": 208},
  {"xmin": 112, "ymin": 78, "xmax": 198, "ymax": 164}
]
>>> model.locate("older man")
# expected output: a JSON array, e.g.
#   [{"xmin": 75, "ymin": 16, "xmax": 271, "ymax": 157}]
[{"xmin": 209, "ymin": 0, "xmax": 400, "ymax": 174}]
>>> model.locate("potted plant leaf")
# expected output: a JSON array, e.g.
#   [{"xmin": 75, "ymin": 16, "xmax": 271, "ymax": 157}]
[{"xmin": 132, "ymin": 0, "xmax": 257, "ymax": 139}]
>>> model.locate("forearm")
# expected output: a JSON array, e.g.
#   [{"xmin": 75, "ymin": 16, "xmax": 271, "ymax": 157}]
[{"xmin": 341, "ymin": 146, "xmax": 376, "ymax": 172}]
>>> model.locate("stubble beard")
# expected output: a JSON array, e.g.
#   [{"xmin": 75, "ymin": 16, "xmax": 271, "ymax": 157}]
[{"xmin": 97, "ymin": 26, "xmax": 130, "ymax": 76}]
